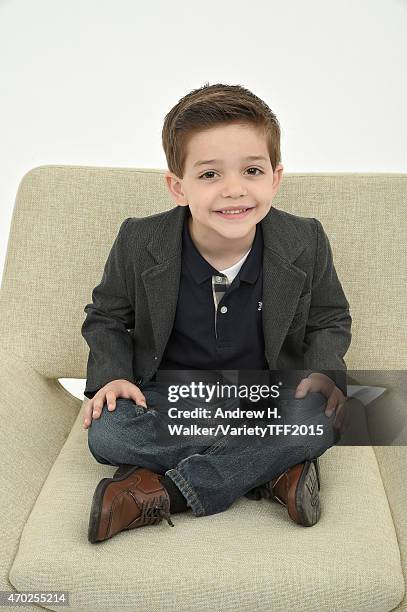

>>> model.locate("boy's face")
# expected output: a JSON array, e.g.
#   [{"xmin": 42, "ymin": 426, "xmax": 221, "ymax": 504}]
[{"xmin": 165, "ymin": 122, "xmax": 283, "ymax": 250}]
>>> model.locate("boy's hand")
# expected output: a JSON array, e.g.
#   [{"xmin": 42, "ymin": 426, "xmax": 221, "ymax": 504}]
[
  {"xmin": 294, "ymin": 372, "xmax": 348, "ymax": 432},
  {"xmin": 83, "ymin": 379, "xmax": 147, "ymax": 429}
]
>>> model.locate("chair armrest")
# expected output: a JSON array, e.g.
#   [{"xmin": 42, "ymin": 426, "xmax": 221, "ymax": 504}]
[
  {"xmin": 365, "ymin": 371, "xmax": 407, "ymax": 609},
  {"xmin": 373, "ymin": 446, "xmax": 407, "ymax": 610},
  {"xmin": 340, "ymin": 370, "xmax": 407, "ymax": 608},
  {"xmin": 0, "ymin": 347, "xmax": 81, "ymax": 597}
]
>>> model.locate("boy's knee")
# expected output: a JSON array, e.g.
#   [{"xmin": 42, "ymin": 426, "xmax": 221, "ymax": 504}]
[
  {"xmin": 87, "ymin": 398, "xmax": 147, "ymax": 464},
  {"xmin": 87, "ymin": 411, "xmax": 116, "ymax": 464},
  {"xmin": 87, "ymin": 434, "xmax": 115, "ymax": 465},
  {"xmin": 305, "ymin": 417, "xmax": 340, "ymax": 459}
]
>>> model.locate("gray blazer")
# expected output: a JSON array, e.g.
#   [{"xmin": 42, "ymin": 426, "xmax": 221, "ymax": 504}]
[{"xmin": 81, "ymin": 204, "xmax": 352, "ymax": 399}]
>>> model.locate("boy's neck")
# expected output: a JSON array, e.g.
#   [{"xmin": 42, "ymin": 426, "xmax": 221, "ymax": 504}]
[{"xmin": 188, "ymin": 215, "xmax": 255, "ymax": 271}]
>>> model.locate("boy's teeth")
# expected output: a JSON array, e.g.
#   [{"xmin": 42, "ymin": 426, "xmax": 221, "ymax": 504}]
[{"xmin": 221, "ymin": 209, "xmax": 246, "ymax": 214}]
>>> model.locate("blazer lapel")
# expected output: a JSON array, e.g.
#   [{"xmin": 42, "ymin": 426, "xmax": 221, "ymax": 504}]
[
  {"xmin": 142, "ymin": 205, "xmax": 307, "ymax": 368},
  {"xmin": 142, "ymin": 206, "xmax": 186, "ymax": 361},
  {"xmin": 261, "ymin": 208, "xmax": 307, "ymax": 367}
]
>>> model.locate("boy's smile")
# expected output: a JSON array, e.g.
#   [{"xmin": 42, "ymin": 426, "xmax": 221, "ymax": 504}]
[{"xmin": 165, "ymin": 122, "xmax": 284, "ymax": 268}]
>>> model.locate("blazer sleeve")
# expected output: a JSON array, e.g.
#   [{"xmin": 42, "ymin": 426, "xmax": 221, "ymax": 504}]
[
  {"xmin": 302, "ymin": 218, "xmax": 352, "ymax": 398},
  {"xmin": 81, "ymin": 218, "xmax": 135, "ymax": 399}
]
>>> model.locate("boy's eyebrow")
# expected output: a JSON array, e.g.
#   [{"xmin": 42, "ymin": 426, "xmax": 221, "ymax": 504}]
[{"xmin": 193, "ymin": 155, "xmax": 268, "ymax": 168}]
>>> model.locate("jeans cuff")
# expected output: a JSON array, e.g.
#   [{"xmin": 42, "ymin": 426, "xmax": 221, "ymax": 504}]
[{"xmin": 164, "ymin": 467, "xmax": 206, "ymax": 517}]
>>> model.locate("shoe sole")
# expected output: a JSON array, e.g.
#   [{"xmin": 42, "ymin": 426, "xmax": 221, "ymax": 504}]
[
  {"xmin": 88, "ymin": 465, "xmax": 141, "ymax": 543},
  {"xmin": 294, "ymin": 460, "xmax": 321, "ymax": 527}
]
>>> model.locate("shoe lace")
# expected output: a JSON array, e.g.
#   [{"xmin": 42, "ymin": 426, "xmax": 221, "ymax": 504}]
[
  {"xmin": 139, "ymin": 495, "xmax": 175, "ymax": 527},
  {"xmin": 270, "ymin": 471, "xmax": 288, "ymax": 507},
  {"xmin": 249, "ymin": 471, "xmax": 288, "ymax": 506}
]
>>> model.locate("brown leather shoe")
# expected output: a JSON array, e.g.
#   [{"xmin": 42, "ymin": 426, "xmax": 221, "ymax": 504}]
[
  {"xmin": 88, "ymin": 467, "xmax": 174, "ymax": 543},
  {"xmin": 245, "ymin": 459, "xmax": 321, "ymax": 527}
]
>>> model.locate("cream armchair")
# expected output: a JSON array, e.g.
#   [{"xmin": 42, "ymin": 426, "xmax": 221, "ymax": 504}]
[{"xmin": 0, "ymin": 166, "xmax": 406, "ymax": 611}]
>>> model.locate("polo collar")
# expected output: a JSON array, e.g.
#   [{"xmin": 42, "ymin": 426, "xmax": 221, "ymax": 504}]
[{"xmin": 182, "ymin": 207, "xmax": 262, "ymax": 285}]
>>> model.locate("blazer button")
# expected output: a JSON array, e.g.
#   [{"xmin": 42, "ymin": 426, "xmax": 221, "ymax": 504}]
[{"xmin": 154, "ymin": 356, "xmax": 158, "ymax": 360}]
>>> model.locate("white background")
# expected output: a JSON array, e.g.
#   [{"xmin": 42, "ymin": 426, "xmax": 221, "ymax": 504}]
[{"xmin": 1, "ymin": 0, "xmax": 406, "ymax": 401}]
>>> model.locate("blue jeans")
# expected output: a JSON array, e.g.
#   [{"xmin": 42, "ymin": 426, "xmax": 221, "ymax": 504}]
[{"xmin": 87, "ymin": 382, "xmax": 340, "ymax": 517}]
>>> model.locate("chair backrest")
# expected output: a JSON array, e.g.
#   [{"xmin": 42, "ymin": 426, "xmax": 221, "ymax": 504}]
[{"xmin": 0, "ymin": 165, "xmax": 406, "ymax": 379}]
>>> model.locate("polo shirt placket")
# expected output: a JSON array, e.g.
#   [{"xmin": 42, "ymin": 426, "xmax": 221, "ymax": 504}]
[{"xmin": 156, "ymin": 207, "xmax": 269, "ymax": 377}]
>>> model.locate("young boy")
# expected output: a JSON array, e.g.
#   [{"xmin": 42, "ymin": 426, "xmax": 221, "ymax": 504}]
[{"xmin": 81, "ymin": 83, "xmax": 351, "ymax": 544}]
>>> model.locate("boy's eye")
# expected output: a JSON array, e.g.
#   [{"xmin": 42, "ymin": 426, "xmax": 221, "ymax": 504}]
[{"xmin": 198, "ymin": 167, "xmax": 264, "ymax": 180}]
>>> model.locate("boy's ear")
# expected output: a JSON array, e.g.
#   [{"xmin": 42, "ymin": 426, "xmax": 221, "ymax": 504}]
[
  {"xmin": 164, "ymin": 172, "xmax": 188, "ymax": 205},
  {"xmin": 272, "ymin": 164, "xmax": 284, "ymax": 195}
]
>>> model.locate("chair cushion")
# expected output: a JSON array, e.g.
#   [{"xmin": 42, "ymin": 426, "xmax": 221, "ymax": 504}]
[{"xmin": 8, "ymin": 410, "xmax": 405, "ymax": 611}]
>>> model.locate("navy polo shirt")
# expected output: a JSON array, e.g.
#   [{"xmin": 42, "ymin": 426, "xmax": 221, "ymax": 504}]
[{"xmin": 154, "ymin": 207, "xmax": 268, "ymax": 380}]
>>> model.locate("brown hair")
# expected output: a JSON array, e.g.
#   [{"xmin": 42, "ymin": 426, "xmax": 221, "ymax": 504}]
[{"xmin": 162, "ymin": 82, "xmax": 282, "ymax": 179}]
